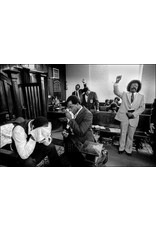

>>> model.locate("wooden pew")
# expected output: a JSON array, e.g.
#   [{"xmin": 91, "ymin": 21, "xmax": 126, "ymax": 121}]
[{"xmin": 92, "ymin": 111, "xmax": 151, "ymax": 147}]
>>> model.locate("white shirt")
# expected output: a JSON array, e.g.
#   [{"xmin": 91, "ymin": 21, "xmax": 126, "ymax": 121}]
[
  {"xmin": 85, "ymin": 94, "xmax": 88, "ymax": 102},
  {"xmin": 12, "ymin": 121, "xmax": 52, "ymax": 159},
  {"xmin": 75, "ymin": 90, "xmax": 80, "ymax": 99},
  {"xmin": 66, "ymin": 106, "xmax": 83, "ymax": 132},
  {"xmin": 127, "ymin": 91, "xmax": 137, "ymax": 105},
  {"xmin": 74, "ymin": 106, "xmax": 83, "ymax": 119}
]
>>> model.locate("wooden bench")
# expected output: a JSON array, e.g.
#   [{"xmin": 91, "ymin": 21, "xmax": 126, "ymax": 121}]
[{"xmin": 92, "ymin": 111, "xmax": 151, "ymax": 149}]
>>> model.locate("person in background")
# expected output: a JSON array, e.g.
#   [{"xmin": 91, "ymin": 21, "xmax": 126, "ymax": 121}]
[
  {"xmin": 62, "ymin": 95, "xmax": 95, "ymax": 166},
  {"xmin": 48, "ymin": 95, "xmax": 55, "ymax": 111},
  {"xmin": 72, "ymin": 79, "xmax": 87, "ymax": 102},
  {"xmin": 113, "ymin": 75, "xmax": 145, "ymax": 156},
  {"xmin": 12, "ymin": 116, "xmax": 62, "ymax": 166},
  {"xmin": 104, "ymin": 99, "xmax": 110, "ymax": 106},
  {"xmin": 108, "ymin": 102, "xmax": 118, "ymax": 113},
  {"xmin": 114, "ymin": 96, "xmax": 121, "ymax": 106},
  {"xmin": 109, "ymin": 99, "xmax": 113, "ymax": 105},
  {"xmin": 81, "ymin": 87, "xmax": 99, "ymax": 112},
  {"xmin": 150, "ymin": 98, "xmax": 156, "ymax": 159}
]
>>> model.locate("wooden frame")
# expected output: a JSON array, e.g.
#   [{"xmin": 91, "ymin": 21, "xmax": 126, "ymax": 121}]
[{"xmin": 53, "ymin": 68, "xmax": 59, "ymax": 79}]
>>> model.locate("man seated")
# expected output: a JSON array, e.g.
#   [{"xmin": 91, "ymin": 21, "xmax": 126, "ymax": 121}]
[
  {"xmin": 62, "ymin": 95, "xmax": 95, "ymax": 166},
  {"xmin": 12, "ymin": 116, "xmax": 62, "ymax": 166},
  {"xmin": 108, "ymin": 102, "xmax": 118, "ymax": 113},
  {"xmin": 104, "ymin": 99, "xmax": 110, "ymax": 106},
  {"xmin": 114, "ymin": 96, "xmax": 121, "ymax": 106}
]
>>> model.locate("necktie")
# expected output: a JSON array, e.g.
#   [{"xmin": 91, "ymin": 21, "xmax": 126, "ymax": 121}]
[{"xmin": 131, "ymin": 93, "xmax": 134, "ymax": 103}]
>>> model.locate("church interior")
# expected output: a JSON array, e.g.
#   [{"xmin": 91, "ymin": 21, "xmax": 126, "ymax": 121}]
[{"xmin": 0, "ymin": 64, "xmax": 155, "ymax": 167}]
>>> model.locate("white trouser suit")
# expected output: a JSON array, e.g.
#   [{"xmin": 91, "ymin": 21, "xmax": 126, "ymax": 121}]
[{"xmin": 113, "ymin": 83, "xmax": 145, "ymax": 154}]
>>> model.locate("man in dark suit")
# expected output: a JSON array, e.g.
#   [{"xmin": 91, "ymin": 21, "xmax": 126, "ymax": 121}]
[
  {"xmin": 81, "ymin": 87, "xmax": 99, "ymax": 111},
  {"xmin": 62, "ymin": 95, "xmax": 95, "ymax": 166}
]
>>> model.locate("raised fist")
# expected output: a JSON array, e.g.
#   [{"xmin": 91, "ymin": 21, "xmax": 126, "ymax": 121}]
[
  {"xmin": 116, "ymin": 75, "xmax": 122, "ymax": 83},
  {"xmin": 82, "ymin": 79, "xmax": 86, "ymax": 84}
]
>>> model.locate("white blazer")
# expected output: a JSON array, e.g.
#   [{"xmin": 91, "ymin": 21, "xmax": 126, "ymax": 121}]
[{"xmin": 114, "ymin": 84, "xmax": 145, "ymax": 127}]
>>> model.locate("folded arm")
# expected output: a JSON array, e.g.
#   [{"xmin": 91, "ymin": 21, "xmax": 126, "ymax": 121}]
[{"xmin": 12, "ymin": 126, "xmax": 36, "ymax": 159}]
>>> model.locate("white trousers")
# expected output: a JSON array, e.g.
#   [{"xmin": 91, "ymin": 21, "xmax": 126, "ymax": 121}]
[{"xmin": 119, "ymin": 121, "xmax": 136, "ymax": 154}]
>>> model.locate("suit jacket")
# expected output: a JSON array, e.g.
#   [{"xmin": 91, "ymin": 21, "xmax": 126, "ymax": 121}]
[
  {"xmin": 68, "ymin": 106, "xmax": 95, "ymax": 143},
  {"xmin": 151, "ymin": 107, "xmax": 156, "ymax": 125},
  {"xmin": 81, "ymin": 91, "xmax": 99, "ymax": 111},
  {"xmin": 72, "ymin": 83, "xmax": 87, "ymax": 100},
  {"xmin": 114, "ymin": 84, "xmax": 145, "ymax": 127},
  {"xmin": 72, "ymin": 89, "xmax": 84, "ymax": 101}
]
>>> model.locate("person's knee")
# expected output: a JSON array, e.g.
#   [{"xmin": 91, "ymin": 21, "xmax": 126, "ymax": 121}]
[
  {"xmin": 41, "ymin": 142, "xmax": 56, "ymax": 152},
  {"xmin": 23, "ymin": 158, "xmax": 36, "ymax": 167}
]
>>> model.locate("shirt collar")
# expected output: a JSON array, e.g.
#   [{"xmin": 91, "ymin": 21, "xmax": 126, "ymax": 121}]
[
  {"xmin": 128, "ymin": 92, "xmax": 137, "ymax": 95},
  {"xmin": 75, "ymin": 106, "xmax": 83, "ymax": 118},
  {"xmin": 28, "ymin": 120, "xmax": 33, "ymax": 135},
  {"xmin": 85, "ymin": 94, "xmax": 88, "ymax": 100}
]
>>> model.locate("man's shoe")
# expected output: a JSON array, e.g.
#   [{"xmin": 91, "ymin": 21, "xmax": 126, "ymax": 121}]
[
  {"xmin": 118, "ymin": 150, "xmax": 124, "ymax": 154},
  {"xmin": 125, "ymin": 151, "xmax": 132, "ymax": 156}
]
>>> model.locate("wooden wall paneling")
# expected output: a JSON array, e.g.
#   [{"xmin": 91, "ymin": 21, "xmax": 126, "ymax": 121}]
[
  {"xmin": 0, "ymin": 79, "xmax": 8, "ymax": 113},
  {"xmin": 40, "ymin": 74, "xmax": 47, "ymax": 117},
  {"xmin": 47, "ymin": 66, "xmax": 54, "ymax": 96},
  {"xmin": 3, "ymin": 69, "xmax": 23, "ymax": 117},
  {"xmin": 44, "ymin": 73, "xmax": 49, "ymax": 113},
  {"xmin": 35, "ymin": 85, "xmax": 40, "ymax": 116},
  {"xmin": 3, "ymin": 80, "xmax": 13, "ymax": 115},
  {"xmin": 36, "ymin": 85, "xmax": 42, "ymax": 115},
  {"xmin": 25, "ymin": 86, "xmax": 31, "ymax": 118},
  {"xmin": 31, "ymin": 85, "xmax": 38, "ymax": 117},
  {"xmin": 27, "ymin": 86, "xmax": 34, "ymax": 118},
  {"xmin": 11, "ymin": 76, "xmax": 23, "ymax": 117}
]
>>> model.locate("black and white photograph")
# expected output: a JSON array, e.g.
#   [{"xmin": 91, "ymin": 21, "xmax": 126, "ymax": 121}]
[
  {"xmin": 0, "ymin": 64, "xmax": 155, "ymax": 167},
  {"xmin": 1, "ymin": 1, "xmax": 156, "ymax": 230}
]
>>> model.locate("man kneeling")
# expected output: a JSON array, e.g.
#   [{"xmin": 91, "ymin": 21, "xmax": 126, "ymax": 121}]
[
  {"xmin": 63, "ymin": 95, "xmax": 95, "ymax": 166},
  {"xmin": 12, "ymin": 116, "xmax": 62, "ymax": 166}
]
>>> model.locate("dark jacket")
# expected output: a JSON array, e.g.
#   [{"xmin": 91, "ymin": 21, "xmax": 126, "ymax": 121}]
[
  {"xmin": 81, "ymin": 91, "xmax": 99, "ymax": 111},
  {"xmin": 151, "ymin": 108, "xmax": 156, "ymax": 125},
  {"xmin": 68, "ymin": 106, "xmax": 95, "ymax": 143}
]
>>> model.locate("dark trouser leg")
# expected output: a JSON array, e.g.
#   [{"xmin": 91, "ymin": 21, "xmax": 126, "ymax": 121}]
[
  {"xmin": 22, "ymin": 157, "xmax": 36, "ymax": 167},
  {"xmin": 22, "ymin": 142, "xmax": 62, "ymax": 167},
  {"xmin": 64, "ymin": 138, "xmax": 87, "ymax": 167},
  {"xmin": 152, "ymin": 132, "xmax": 156, "ymax": 160}
]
